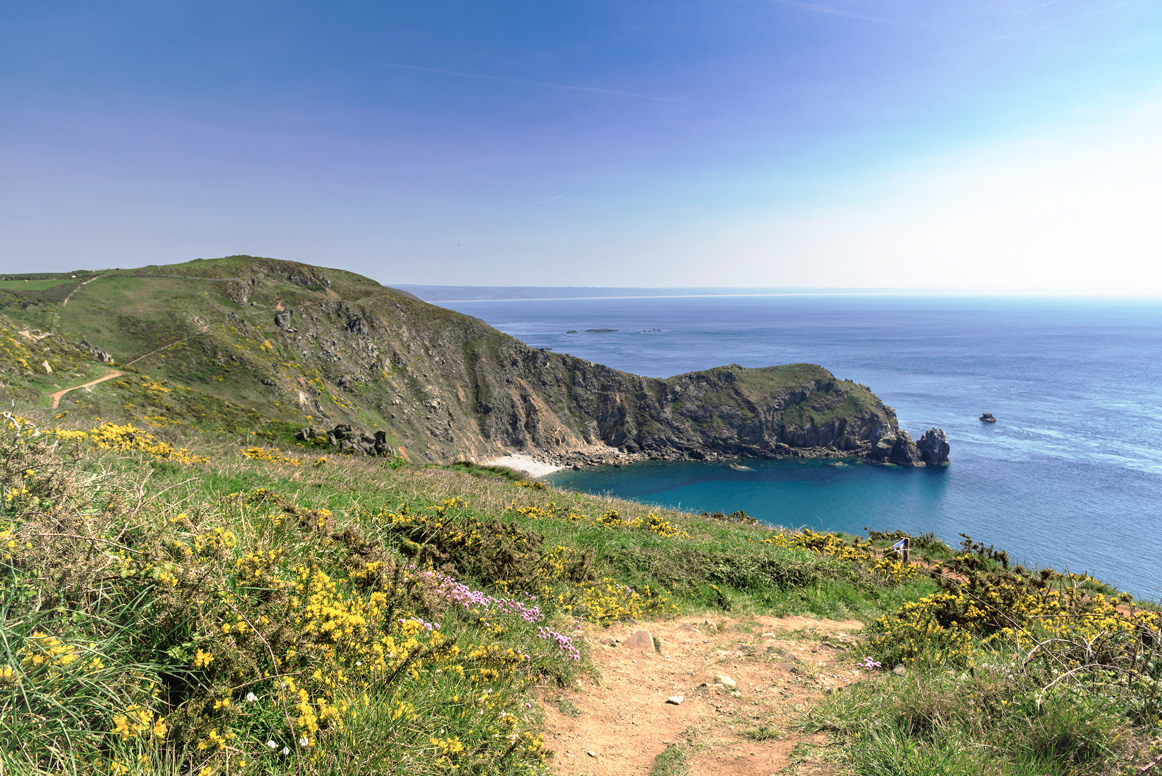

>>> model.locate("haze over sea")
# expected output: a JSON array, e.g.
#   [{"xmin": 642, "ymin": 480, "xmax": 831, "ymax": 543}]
[{"xmin": 437, "ymin": 295, "xmax": 1162, "ymax": 600}]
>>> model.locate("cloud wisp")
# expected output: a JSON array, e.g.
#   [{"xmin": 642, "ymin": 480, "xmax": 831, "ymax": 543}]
[
  {"xmin": 333, "ymin": 56, "xmax": 686, "ymax": 103},
  {"xmin": 766, "ymin": 0, "xmax": 932, "ymax": 28}
]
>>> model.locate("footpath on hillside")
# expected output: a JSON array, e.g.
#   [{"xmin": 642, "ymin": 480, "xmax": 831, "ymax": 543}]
[
  {"xmin": 541, "ymin": 615, "xmax": 866, "ymax": 776},
  {"xmin": 49, "ymin": 369, "xmax": 123, "ymax": 409}
]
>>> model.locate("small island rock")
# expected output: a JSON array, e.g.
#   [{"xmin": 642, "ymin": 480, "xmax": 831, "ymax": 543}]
[
  {"xmin": 917, "ymin": 428, "xmax": 950, "ymax": 466},
  {"xmin": 980, "ymin": 412, "xmax": 997, "ymax": 423}
]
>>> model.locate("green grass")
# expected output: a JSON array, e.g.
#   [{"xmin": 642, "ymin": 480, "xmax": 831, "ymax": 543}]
[
  {"xmin": 2, "ymin": 409, "xmax": 1161, "ymax": 775},
  {"xmin": 0, "ymin": 278, "xmax": 75, "ymax": 291},
  {"xmin": 744, "ymin": 724, "xmax": 783, "ymax": 741},
  {"xmin": 649, "ymin": 743, "xmax": 690, "ymax": 776}
]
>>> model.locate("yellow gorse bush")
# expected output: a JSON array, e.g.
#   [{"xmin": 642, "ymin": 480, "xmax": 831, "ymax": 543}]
[
  {"xmin": 765, "ymin": 528, "xmax": 920, "ymax": 583},
  {"xmin": 509, "ymin": 502, "xmax": 690, "ymax": 538},
  {"xmin": 869, "ymin": 566, "xmax": 1162, "ymax": 672},
  {"xmin": 241, "ymin": 446, "xmax": 301, "ymax": 466},
  {"xmin": 112, "ymin": 705, "xmax": 167, "ymax": 741},
  {"xmin": 53, "ymin": 422, "xmax": 206, "ymax": 464}
]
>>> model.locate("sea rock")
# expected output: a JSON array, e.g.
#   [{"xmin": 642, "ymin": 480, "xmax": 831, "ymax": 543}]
[
  {"xmin": 917, "ymin": 428, "xmax": 950, "ymax": 466},
  {"xmin": 888, "ymin": 430, "xmax": 923, "ymax": 466},
  {"xmin": 979, "ymin": 412, "xmax": 997, "ymax": 423}
]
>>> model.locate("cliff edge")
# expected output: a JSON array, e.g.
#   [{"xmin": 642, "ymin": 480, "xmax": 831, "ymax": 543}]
[{"xmin": 0, "ymin": 256, "xmax": 946, "ymax": 466}]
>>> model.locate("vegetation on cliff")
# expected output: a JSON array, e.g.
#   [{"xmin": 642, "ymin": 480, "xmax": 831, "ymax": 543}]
[{"xmin": 0, "ymin": 256, "xmax": 937, "ymax": 466}]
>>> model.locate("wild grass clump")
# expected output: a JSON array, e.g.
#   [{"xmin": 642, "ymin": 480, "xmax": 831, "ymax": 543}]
[
  {"xmin": 0, "ymin": 424, "xmax": 577, "ymax": 775},
  {"xmin": 814, "ymin": 539, "xmax": 1162, "ymax": 775}
]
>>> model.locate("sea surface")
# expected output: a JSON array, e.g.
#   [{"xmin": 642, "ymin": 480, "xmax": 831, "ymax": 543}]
[{"xmin": 438, "ymin": 295, "xmax": 1162, "ymax": 600}]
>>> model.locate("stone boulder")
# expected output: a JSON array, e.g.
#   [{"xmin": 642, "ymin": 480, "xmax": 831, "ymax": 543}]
[
  {"xmin": 888, "ymin": 429, "xmax": 923, "ymax": 466},
  {"xmin": 295, "ymin": 425, "xmax": 391, "ymax": 456},
  {"xmin": 917, "ymin": 427, "xmax": 950, "ymax": 466}
]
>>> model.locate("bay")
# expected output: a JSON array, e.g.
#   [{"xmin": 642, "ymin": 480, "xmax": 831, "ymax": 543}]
[{"xmin": 439, "ymin": 295, "xmax": 1162, "ymax": 600}]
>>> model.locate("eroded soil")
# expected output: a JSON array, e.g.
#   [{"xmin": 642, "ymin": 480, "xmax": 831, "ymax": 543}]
[{"xmin": 540, "ymin": 615, "xmax": 867, "ymax": 776}]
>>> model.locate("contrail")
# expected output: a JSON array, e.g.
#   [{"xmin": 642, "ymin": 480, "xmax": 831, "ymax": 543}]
[
  {"xmin": 766, "ymin": 0, "xmax": 931, "ymax": 28},
  {"xmin": 932, "ymin": 0, "xmax": 1070, "ymax": 42},
  {"xmin": 329, "ymin": 55, "xmax": 685, "ymax": 103},
  {"xmin": 527, "ymin": 195, "xmax": 564, "ymax": 209}
]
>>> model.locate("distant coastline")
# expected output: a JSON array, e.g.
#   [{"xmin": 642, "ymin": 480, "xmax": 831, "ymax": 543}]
[
  {"xmin": 394, "ymin": 285, "xmax": 1156, "ymax": 303},
  {"xmin": 396, "ymin": 285, "xmax": 964, "ymax": 303}
]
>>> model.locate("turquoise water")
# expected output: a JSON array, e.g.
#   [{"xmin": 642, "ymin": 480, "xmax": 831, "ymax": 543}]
[{"xmin": 440, "ymin": 296, "xmax": 1162, "ymax": 599}]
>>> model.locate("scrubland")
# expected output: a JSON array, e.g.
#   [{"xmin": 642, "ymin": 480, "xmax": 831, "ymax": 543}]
[{"xmin": 1, "ymin": 412, "xmax": 1160, "ymax": 776}]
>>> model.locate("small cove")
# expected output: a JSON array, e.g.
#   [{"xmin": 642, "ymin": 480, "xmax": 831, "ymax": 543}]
[{"xmin": 442, "ymin": 295, "xmax": 1162, "ymax": 599}]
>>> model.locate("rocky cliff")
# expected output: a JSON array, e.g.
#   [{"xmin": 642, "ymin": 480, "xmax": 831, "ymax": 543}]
[{"xmin": 1, "ymin": 256, "xmax": 948, "ymax": 467}]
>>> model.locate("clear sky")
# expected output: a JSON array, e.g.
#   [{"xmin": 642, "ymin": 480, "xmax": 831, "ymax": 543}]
[{"xmin": 2, "ymin": 1, "xmax": 1161, "ymax": 293}]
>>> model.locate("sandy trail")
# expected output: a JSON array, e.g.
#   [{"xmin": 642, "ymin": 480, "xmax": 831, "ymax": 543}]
[
  {"xmin": 541, "ymin": 615, "xmax": 867, "ymax": 776},
  {"xmin": 50, "ymin": 369, "xmax": 123, "ymax": 409}
]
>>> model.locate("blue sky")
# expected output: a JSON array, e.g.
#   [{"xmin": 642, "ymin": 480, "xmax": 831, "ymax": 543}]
[{"xmin": 2, "ymin": 1, "xmax": 1161, "ymax": 292}]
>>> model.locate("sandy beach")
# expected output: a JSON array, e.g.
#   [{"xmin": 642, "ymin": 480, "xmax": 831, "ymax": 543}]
[{"xmin": 483, "ymin": 454, "xmax": 566, "ymax": 478}]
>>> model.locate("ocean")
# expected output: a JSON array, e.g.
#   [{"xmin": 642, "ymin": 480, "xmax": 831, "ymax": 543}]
[{"xmin": 437, "ymin": 295, "xmax": 1162, "ymax": 600}]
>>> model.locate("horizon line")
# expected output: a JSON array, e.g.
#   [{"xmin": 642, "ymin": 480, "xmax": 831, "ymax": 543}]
[{"xmin": 395, "ymin": 285, "xmax": 1162, "ymax": 302}]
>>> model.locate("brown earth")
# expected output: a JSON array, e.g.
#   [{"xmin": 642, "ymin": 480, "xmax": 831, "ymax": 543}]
[
  {"xmin": 540, "ymin": 615, "xmax": 869, "ymax": 776},
  {"xmin": 49, "ymin": 369, "xmax": 124, "ymax": 409}
]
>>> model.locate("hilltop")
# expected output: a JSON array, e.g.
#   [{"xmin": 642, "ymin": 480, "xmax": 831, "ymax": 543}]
[{"xmin": 0, "ymin": 256, "xmax": 943, "ymax": 468}]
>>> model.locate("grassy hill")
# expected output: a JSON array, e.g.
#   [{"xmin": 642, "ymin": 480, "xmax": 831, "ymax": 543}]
[
  {"xmin": 1, "ymin": 257, "xmax": 1158, "ymax": 775},
  {"xmin": 1, "ymin": 256, "xmax": 930, "ymax": 466}
]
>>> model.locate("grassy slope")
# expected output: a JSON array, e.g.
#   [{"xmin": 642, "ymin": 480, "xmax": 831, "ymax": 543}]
[
  {"xmin": 2, "ymin": 258, "xmax": 1159, "ymax": 775},
  {"xmin": 2, "ymin": 408, "xmax": 1160, "ymax": 776},
  {"xmin": 1, "ymin": 257, "xmax": 904, "ymax": 465}
]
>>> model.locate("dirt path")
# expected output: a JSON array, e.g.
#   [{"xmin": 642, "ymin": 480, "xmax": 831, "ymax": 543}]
[
  {"xmin": 50, "ymin": 369, "xmax": 123, "ymax": 409},
  {"xmin": 60, "ymin": 275, "xmax": 101, "ymax": 307},
  {"xmin": 124, "ymin": 324, "xmax": 210, "ymax": 367},
  {"xmin": 541, "ymin": 615, "xmax": 867, "ymax": 776}
]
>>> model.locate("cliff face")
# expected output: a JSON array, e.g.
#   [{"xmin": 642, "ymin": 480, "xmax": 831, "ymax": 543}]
[{"xmin": 4, "ymin": 257, "xmax": 944, "ymax": 466}]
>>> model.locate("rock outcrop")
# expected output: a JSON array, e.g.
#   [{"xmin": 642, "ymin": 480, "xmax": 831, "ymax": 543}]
[
  {"xmin": 917, "ymin": 428, "xmax": 951, "ymax": 466},
  {"xmin": 295, "ymin": 425, "xmax": 392, "ymax": 456}
]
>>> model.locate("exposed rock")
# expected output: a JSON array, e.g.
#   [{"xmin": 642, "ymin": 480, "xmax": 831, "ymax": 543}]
[
  {"xmin": 888, "ymin": 429, "xmax": 923, "ymax": 466},
  {"xmin": 621, "ymin": 630, "xmax": 654, "ymax": 651},
  {"xmin": 980, "ymin": 412, "xmax": 997, "ymax": 423},
  {"xmin": 295, "ymin": 424, "xmax": 391, "ymax": 457},
  {"xmin": 917, "ymin": 427, "xmax": 950, "ymax": 465},
  {"xmin": 665, "ymin": 696, "xmax": 683, "ymax": 705},
  {"xmin": 274, "ymin": 309, "xmax": 293, "ymax": 329},
  {"xmin": 714, "ymin": 674, "xmax": 736, "ymax": 688},
  {"xmin": 78, "ymin": 340, "xmax": 115, "ymax": 364}
]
